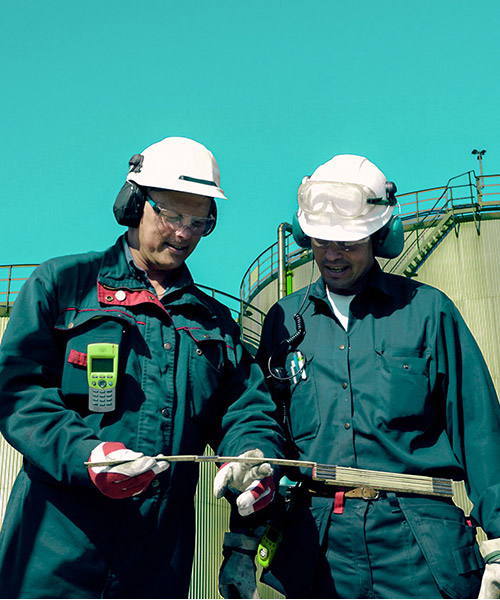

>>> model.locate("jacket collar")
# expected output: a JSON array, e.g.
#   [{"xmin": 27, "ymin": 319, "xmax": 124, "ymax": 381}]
[
  {"xmin": 97, "ymin": 235, "xmax": 215, "ymax": 318},
  {"xmin": 97, "ymin": 235, "xmax": 194, "ymax": 292}
]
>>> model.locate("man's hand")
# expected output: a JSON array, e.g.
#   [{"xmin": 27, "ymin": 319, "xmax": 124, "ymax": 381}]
[
  {"xmin": 213, "ymin": 449, "xmax": 275, "ymax": 517},
  {"xmin": 219, "ymin": 532, "xmax": 261, "ymax": 599},
  {"xmin": 88, "ymin": 442, "xmax": 169, "ymax": 499},
  {"xmin": 479, "ymin": 538, "xmax": 500, "ymax": 599}
]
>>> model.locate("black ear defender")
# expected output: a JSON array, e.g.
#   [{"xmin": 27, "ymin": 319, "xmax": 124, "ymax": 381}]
[
  {"xmin": 113, "ymin": 154, "xmax": 146, "ymax": 227},
  {"xmin": 205, "ymin": 199, "xmax": 217, "ymax": 236}
]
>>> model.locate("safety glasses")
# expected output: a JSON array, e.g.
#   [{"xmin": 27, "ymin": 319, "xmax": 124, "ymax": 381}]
[
  {"xmin": 311, "ymin": 237, "xmax": 371, "ymax": 251},
  {"xmin": 146, "ymin": 197, "xmax": 215, "ymax": 236}
]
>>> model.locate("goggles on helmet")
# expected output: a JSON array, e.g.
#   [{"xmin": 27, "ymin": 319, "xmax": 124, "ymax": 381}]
[{"xmin": 298, "ymin": 180, "xmax": 393, "ymax": 219}]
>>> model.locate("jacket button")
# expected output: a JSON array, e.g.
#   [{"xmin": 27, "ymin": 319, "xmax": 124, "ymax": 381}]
[
  {"xmin": 344, "ymin": 422, "xmax": 351, "ymax": 430},
  {"xmin": 342, "ymin": 382, "xmax": 348, "ymax": 389},
  {"xmin": 339, "ymin": 344, "xmax": 345, "ymax": 350},
  {"xmin": 151, "ymin": 479, "xmax": 160, "ymax": 488},
  {"xmin": 161, "ymin": 407, "xmax": 170, "ymax": 417},
  {"xmin": 163, "ymin": 342, "xmax": 172, "ymax": 351},
  {"xmin": 195, "ymin": 348, "xmax": 203, "ymax": 356}
]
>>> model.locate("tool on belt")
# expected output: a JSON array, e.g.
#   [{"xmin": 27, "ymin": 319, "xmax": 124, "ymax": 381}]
[{"xmin": 85, "ymin": 454, "xmax": 455, "ymax": 498}]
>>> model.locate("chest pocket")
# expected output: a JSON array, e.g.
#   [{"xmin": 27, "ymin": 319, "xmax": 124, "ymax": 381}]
[
  {"xmin": 55, "ymin": 310, "xmax": 133, "ymax": 413},
  {"xmin": 180, "ymin": 328, "xmax": 227, "ymax": 422},
  {"xmin": 287, "ymin": 351, "xmax": 320, "ymax": 443},
  {"xmin": 375, "ymin": 346, "xmax": 431, "ymax": 428}
]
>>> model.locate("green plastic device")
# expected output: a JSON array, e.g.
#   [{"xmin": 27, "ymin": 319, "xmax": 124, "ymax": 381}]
[
  {"xmin": 257, "ymin": 524, "xmax": 282, "ymax": 569},
  {"xmin": 87, "ymin": 343, "xmax": 119, "ymax": 413}
]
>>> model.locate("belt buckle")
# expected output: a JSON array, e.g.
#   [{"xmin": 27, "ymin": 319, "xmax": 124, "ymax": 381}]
[{"xmin": 361, "ymin": 487, "xmax": 380, "ymax": 500}]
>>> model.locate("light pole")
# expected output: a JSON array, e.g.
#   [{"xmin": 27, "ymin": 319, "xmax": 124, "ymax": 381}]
[
  {"xmin": 472, "ymin": 149, "xmax": 486, "ymax": 200},
  {"xmin": 471, "ymin": 148, "xmax": 486, "ymax": 178}
]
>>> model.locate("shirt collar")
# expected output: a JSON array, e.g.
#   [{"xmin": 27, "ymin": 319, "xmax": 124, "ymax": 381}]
[{"xmin": 122, "ymin": 234, "xmax": 194, "ymax": 295}]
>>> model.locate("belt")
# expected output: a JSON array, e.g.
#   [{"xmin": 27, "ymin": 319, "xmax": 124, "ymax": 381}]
[{"xmin": 308, "ymin": 485, "xmax": 381, "ymax": 500}]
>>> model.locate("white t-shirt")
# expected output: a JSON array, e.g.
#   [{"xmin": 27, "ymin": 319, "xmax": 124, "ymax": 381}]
[{"xmin": 326, "ymin": 287, "xmax": 355, "ymax": 330}]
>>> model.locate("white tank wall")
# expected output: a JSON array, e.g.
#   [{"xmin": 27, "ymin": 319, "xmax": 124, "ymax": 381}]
[{"xmin": 413, "ymin": 218, "xmax": 500, "ymax": 395}]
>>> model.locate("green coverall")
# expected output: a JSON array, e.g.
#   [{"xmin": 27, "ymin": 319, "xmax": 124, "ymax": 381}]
[
  {"xmin": 0, "ymin": 236, "xmax": 284, "ymax": 599},
  {"xmin": 255, "ymin": 263, "xmax": 500, "ymax": 598}
]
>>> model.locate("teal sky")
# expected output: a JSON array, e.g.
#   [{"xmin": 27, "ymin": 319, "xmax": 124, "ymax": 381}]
[{"xmin": 2, "ymin": 0, "xmax": 499, "ymax": 300}]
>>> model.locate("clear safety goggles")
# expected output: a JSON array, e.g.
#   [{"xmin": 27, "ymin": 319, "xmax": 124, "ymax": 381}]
[
  {"xmin": 298, "ymin": 180, "xmax": 389, "ymax": 219},
  {"xmin": 146, "ymin": 196, "xmax": 215, "ymax": 236}
]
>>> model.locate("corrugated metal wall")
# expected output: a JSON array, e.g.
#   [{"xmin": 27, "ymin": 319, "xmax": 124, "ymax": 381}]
[{"xmin": 0, "ymin": 318, "xmax": 22, "ymax": 523}]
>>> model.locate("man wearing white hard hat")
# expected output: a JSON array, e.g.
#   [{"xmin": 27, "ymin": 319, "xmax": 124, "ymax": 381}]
[
  {"xmin": 0, "ymin": 136, "xmax": 285, "ymax": 598},
  {"xmin": 221, "ymin": 154, "xmax": 500, "ymax": 598}
]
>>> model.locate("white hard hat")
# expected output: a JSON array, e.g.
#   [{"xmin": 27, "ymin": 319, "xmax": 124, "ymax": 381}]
[
  {"xmin": 297, "ymin": 154, "xmax": 396, "ymax": 241},
  {"xmin": 127, "ymin": 136, "xmax": 227, "ymax": 199}
]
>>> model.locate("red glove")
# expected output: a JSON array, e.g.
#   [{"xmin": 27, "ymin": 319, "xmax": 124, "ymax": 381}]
[{"xmin": 88, "ymin": 442, "xmax": 169, "ymax": 499}]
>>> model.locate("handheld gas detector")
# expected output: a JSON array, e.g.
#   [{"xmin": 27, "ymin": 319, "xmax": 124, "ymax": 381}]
[{"xmin": 87, "ymin": 343, "xmax": 118, "ymax": 412}]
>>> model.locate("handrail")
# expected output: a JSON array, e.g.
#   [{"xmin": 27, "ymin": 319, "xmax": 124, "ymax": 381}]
[
  {"xmin": 0, "ymin": 269, "xmax": 266, "ymax": 350},
  {"xmin": 0, "ymin": 264, "xmax": 39, "ymax": 315}
]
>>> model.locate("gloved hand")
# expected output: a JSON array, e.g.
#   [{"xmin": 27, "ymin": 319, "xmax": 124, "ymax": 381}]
[
  {"xmin": 213, "ymin": 449, "xmax": 275, "ymax": 516},
  {"xmin": 88, "ymin": 442, "xmax": 169, "ymax": 499},
  {"xmin": 219, "ymin": 532, "xmax": 260, "ymax": 599},
  {"xmin": 479, "ymin": 538, "xmax": 500, "ymax": 599}
]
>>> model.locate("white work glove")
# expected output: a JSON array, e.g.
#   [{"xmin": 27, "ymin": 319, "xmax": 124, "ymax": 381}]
[
  {"xmin": 88, "ymin": 442, "xmax": 169, "ymax": 499},
  {"xmin": 213, "ymin": 449, "xmax": 275, "ymax": 516},
  {"xmin": 479, "ymin": 538, "xmax": 500, "ymax": 599},
  {"xmin": 219, "ymin": 532, "xmax": 260, "ymax": 599}
]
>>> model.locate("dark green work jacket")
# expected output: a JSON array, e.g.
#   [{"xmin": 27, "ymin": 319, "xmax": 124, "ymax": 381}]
[
  {"xmin": 256, "ymin": 263, "xmax": 500, "ymax": 597},
  {"xmin": 0, "ymin": 236, "xmax": 284, "ymax": 599}
]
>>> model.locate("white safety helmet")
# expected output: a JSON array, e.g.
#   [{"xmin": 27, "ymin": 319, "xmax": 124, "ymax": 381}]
[
  {"xmin": 127, "ymin": 136, "xmax": 227, "ymax": 199},
  {"xmin": 297, "ymin": 154, "xmax": 396, "ymax": 242}
]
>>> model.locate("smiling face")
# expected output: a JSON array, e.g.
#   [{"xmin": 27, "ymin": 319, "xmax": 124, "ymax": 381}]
[
  {"xmin": 312, "ymin": 237, "xmax": 375, "ymax": 295},
  {"xmin": 127, "ymin": 188, "xmax": 212, "ymax": 278}
]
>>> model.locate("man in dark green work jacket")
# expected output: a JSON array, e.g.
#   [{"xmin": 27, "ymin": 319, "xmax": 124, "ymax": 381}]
[
  {"xmin": 221, "ymin": 154, "xmax": 500, "ymax": 598},
  {"xmin": 0, "ymin": 136, "xmax": 285, "ymax": 599}
]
